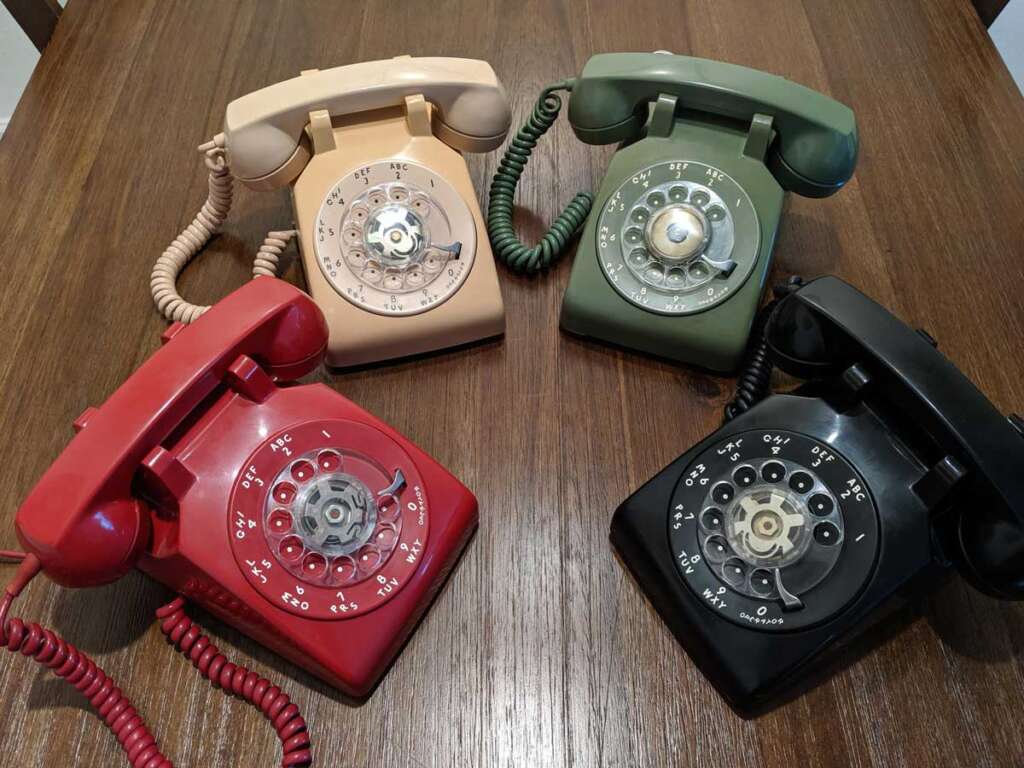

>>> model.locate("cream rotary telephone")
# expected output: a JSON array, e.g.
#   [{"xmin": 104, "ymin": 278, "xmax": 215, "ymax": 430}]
[{"xmin": 151, "ymin": 56, "xmax": 511, "ymax": 367}]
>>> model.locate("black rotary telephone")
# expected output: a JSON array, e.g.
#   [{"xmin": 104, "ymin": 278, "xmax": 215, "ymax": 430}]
[{"xmin": 610, "ymin": 275, "xmax": 1024, "ymax": 715}]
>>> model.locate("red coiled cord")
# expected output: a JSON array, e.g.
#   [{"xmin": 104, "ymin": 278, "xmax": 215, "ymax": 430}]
[
  {"xmin": 0, "ymin": 555, "xmax": 313, "ymax": 767},
  {"xmin": 156, "ymin": 598, "xmax": 312, "ymax": 767},
  {"xmin": 1, "ymin": 596, "xmax": 172, "ymax": 767}
]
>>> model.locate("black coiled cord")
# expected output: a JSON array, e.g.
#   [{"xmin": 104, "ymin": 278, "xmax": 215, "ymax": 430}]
[
  {"xmin": 723, "ymin": 277, "xmax": 805, "ymax": 422},
  {"xmin": 487, "ymin": 82, "xmax": 594, "ymax": 273},
  {"xmin": 723, "ymin": 301, "xmax": 778, "ymax": 422}
]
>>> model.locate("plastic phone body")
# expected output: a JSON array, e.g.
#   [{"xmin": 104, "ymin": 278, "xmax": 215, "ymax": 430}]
[
  {"xmin": 560, "ymin": 53, "xmax": 858, "ymax": 372},
  {"xmin": 610, "ymin": 276, "xmax": 1024, "ymax": 714},
  {"xmin": 14, "ymin": 278, "xmax": 478, "ymax": 697},
  {"xmin": 223, "ymin": 56, "xmax": 511, "ymax": 367}
]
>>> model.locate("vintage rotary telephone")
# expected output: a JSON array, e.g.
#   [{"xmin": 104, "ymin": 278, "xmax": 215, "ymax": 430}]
[
  {"xmin": 0, "ymin": 278, "xmax": 478, "ymax": 766},
  {"xmin": 152, "ymin": 56, "xmax": 511, "ymax": 367},
  {"xmin": 610, "ymin": 275, "xmax": 1024, "ymax": 714},
  {"xmin": 488, "ymin": 52, "xmax": 858, "ymax": 371}
]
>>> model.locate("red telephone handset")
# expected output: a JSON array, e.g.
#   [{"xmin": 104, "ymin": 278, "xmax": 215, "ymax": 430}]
[
  {"xmin": 3, "ymin": 278, "xmax": 479, "ymax": 767},
  {"xmin": 16, "ymin": 278, "xmax": 327, "ymax": 588}
]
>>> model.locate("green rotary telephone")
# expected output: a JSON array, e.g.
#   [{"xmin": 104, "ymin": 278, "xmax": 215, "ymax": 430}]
[{"xmin": 487, "ymin": 52, "xmax": 858, "ymax": 371}]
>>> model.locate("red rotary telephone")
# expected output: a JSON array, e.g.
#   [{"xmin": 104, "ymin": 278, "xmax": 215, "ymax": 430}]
[{"xmin": 0, "ymin": 277, "xmax": 478, "ymax": 767}]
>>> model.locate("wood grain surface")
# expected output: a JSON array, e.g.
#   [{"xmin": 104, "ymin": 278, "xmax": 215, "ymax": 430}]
[{"xmin": 1, "ymin": 1, "xmax": 1022, "ymax": 766}]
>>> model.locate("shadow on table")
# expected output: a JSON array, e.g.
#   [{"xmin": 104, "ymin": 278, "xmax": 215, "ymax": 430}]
[
  {"xmin": 925, "ymin": 576, "xmax": 1023, "ymax": 663},
  {"xmin": 25, "ymin": 533, "xmax": 476, "ymax": 718}
]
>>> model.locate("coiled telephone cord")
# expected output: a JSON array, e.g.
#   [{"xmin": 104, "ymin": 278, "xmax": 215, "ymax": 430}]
[
  {"xmin": 487, "ymin": 82, "xmax": 594, "ymax": 274},
  {"xmin": 0, "ymin": 554, "xmax": 312, "ymax": 767},
  {"xmin": 150, "ymin": 134, "xmax": 297, "ymax": 324},
  {"xmin": 723, "ymin": 277, "xmax": 805, "ymax": 422},
  {"xmin": 723, "ymin": 304, "xmax": 776, "ymax": 422}
]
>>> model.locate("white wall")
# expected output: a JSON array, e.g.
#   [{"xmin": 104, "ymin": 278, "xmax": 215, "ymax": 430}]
[
  {"xmin": 992, "ymin": 0, "xmax": 1024, "ymax": 92},
  {"xmin": 0, "ymin": 4, "xmax": 41, "ymax": 137}
]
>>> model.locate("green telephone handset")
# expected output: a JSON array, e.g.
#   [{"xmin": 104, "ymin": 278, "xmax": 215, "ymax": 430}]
[{"xmin": 487, "ymin": 52, "xmax": 858, "ymax": 371}]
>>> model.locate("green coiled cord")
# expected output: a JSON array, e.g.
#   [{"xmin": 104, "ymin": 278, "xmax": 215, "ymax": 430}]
[{"xmin": 487, "ymin": 81, "xmax": 594, "ymax": 274}]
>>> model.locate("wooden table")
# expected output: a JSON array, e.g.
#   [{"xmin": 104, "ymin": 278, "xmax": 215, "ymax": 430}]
[{"xmin": 1, "ymin": 1, "xmax": 1022, "ymax": 766}]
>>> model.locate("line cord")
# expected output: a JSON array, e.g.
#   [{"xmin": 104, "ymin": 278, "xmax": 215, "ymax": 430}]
[
  {"xmin": 487, "ymin": 81, "xmax": 594, "ymax": 274},
  {"xmin": 0, "ymin": 556, "xmax": 312, "ymax": 767},
  {"xmin": 723, "ymin": 301, "xmax": 778, "ymax": 422},
  {"xmin": 723, "ymin": 277, "xmax": 805, "ymax": 422},
  {"xmin": 150, "ymin": 134, "xmax": 298, "ymax": 324}
]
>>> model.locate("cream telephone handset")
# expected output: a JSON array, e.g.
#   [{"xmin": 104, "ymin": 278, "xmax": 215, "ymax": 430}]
[{"xmin": 152, "ymin": 56, "xmax": 511, "ymax": 367}]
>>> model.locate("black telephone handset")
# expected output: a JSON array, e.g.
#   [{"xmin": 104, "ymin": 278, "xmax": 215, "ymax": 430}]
[
  {"xmin": 765, "ymin": 278, "xmax": 1024, "ymax": 597},
  {"xmin": 610, "ymin": 275, "xmax": 1024, "ymax": 714}
]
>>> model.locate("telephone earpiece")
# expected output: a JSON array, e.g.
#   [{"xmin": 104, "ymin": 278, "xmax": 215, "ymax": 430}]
[
  {"xmin": 239, "ymin": 283, "xmax": 328, "ymax": 380},
  {"xmin": 26, "ymin": 500, "xmax": 150, "ymax": 588},
  {"xmin": 959, "ymin": 505, "xmax": 1024, "ymax": 599},
  {"xmin": 766, "ymin": 138, "xmax": 856, "ymax": 199},
  {"xmin": 764, "ymin": 290, "xmax": 850, "ymax": 379}
]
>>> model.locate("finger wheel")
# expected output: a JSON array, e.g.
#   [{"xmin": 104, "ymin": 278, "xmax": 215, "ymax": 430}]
[
  {"xmin": 596, "ymin": 160, "xmax": 760, "ymax": 315},
  {"xmin": 669, "ymin": 430, "xmax": 879, "ymax": 631}
]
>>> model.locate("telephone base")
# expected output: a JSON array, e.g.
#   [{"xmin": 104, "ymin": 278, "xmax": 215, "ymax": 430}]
[
  {"xmin": 611, "ymin": 393, "xmax": 943, "ymax": 713},
  {"xmin": 293, "ymin": 105, "xmax": 505, "ymax": 369},
  {"xmin": 323, "ymin": 305, "xmax": 505, "ymax": 369}
]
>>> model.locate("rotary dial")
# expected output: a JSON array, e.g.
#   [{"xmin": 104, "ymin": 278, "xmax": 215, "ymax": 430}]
[
  {"xmin": 264, "ymin": 448, "xmax": 406, "ymax": 590},
  {"xmin": 230, "ymin": 419, "xmax": 429, "ymax": 619},
  {"xmin": 669, "ymin": 430, "xmax": 879, "ymax": 631},
  {"xmin": 314, "ymin": 161, "xmax": 476, "ymax": 316},
  {"xmin": 699, "ymin": 458, "xmax": 844, "ymax": 607},
  {"xmin": 597, "ymin": 161, "xmax": 760, "ymax": 315}
]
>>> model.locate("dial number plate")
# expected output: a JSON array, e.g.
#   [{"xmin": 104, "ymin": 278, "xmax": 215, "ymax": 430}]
[
  {"xmin": 597, "ymin": 161, "xmax": 760, "ymax": 315},
  {"xmin": 314, "ymin": 160, "xmax": 476, "ymax": 316},
  {"xmin": 230, "ymin": 419, "xmax": 429, "ymax": 619},
  {"xmin": 668, "ymin": 430, "xmax": 879, "ymax": 631}
]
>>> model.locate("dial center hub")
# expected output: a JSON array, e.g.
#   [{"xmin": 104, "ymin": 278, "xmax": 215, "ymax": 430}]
[
  {"xmin": 365, "ymin": 204, "xmax": 428, "ymax": 268},
  {"xmin": 646, "ymin": 204, "xmax": 709, "ymax": 263},
  {"xmin": 752, "ymin": 509, "xmax": 782, "ymax": 538},
  {"xmin": 726, "ymin": 488, "xmax": 811, "ymax": 568},
  {"xmin": 297, "ymin": 474, "xmax": 378, "ymax": 556}
]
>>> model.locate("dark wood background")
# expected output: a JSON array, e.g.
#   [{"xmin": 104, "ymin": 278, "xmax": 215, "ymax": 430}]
[{"xmin": 1, "ymin": 1, "xmax": 1022, "ymax": 766}]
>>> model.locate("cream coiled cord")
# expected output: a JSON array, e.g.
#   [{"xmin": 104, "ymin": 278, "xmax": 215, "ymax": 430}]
[{"xmin": 150, "ymin": 134, "xmax": 298, "ymax": 323}]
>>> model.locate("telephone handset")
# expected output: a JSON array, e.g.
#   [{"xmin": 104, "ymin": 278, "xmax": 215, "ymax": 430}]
[
  {"xmin": 152, "ymin": 56, "xmax": 511, "ymax": 367},
  {"xmin": 566, "ymin": 54, "xmax": 857, "ymax": 197},
  {"xmin": 610, "ymin": 276, "xmax": 1024, "ymax": 714},
  {"xmin": 487, "ymin": 52, "xmax": 858, "ymax": 371},
  {"xmin": 3, "ymin": 278, "xmax": 478, "ymax": 765},
  {"xmin": 225, "ymin": 57, "xmax": 512, "ymax": 188}
]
